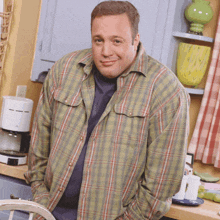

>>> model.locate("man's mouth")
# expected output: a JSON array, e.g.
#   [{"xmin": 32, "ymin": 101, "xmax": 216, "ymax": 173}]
[{"xmin": 100, "ymin": 60, "xmax": 117, "ymax": 66}]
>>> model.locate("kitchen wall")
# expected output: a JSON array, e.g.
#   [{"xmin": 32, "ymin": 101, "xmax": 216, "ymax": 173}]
[{"xmin": 0, "ymin": 0, "xmax": 42, "ymax": 129}]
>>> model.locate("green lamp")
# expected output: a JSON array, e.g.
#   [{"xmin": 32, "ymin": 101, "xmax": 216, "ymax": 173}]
[{"xmin": 185, "ymin": 0, "xmax": 214, "ymax": 35}]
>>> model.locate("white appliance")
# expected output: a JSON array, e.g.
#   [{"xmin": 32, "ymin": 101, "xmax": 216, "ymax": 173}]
[{"xmin": 0, "ymin": 96, "xmax": 33, "ymax": 165}]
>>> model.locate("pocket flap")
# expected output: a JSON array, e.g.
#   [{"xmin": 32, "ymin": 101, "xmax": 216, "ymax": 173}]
[
  {"xmin": 54, "ymin": 88, "xmax": 82, "ymax": 107},
  {"xmin": 114, "ymin": 102, "xmax": 148, "ymax": 117}
]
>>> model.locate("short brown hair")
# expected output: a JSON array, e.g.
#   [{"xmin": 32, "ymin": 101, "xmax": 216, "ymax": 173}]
[{"xmin": 91, "ymin": 1, "xmax": 140, "ymax": 41}]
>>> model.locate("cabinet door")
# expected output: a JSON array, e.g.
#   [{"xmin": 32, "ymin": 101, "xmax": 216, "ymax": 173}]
[
  {"xmin": 0, "ymin": 175, "xmax": 32, "ymax": 219},
  {"xmin": 31, "ymin": 0, "xmax": 176, "ymax": 81}
]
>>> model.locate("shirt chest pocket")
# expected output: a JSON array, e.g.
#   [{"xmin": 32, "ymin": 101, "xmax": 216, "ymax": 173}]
[
  {"xmin": 103, "ymin": 103, "xmax": 149, "ymax": 172},
  {"xmin": 52, "ymin": 88, "xmax": 84, "ymax": 131},
  {"xmin": 113, "ymin": 102, "xmax": 149, "ymax": 144}
]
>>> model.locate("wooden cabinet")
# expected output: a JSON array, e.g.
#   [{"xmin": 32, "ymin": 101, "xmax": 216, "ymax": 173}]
[
  {"xmin": 0, "ymin": 164, "xmax": 31, "ymax": 219},
  {"xmin": 166, "ymin": 0, "xmax": 217, "ymax": 96}
]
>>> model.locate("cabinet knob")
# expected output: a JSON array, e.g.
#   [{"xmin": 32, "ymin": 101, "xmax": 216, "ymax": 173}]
[{"xmin": 10, "ymin": 194, "xmax": 19, "ymax": 200}]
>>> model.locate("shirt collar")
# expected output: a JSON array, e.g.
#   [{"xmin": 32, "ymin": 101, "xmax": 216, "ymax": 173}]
[
  {"xmin": 121, "ymin": 42, "xmax": 148, "ymax": 77},
  {"xmin": 78, "ymin": 50, "xmax": 94, "ymax": 76},
  {"xmin": 78, "ymin": 41, "xmax": 148, "ymax": 77}
]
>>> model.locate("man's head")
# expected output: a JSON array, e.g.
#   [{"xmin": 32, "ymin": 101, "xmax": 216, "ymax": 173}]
[
  {"xmin": 91, "ymin": 1, "xmax": 140, "ymax": 79},
  {"xmin": 91, "ymin": 1, "xmax": 140, "ymax": 42}
]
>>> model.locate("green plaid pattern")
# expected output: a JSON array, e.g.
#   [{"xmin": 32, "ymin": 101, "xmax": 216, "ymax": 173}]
[{"xmin": 25, "ymin": 43, "xmax": 190, "ymax": 220}]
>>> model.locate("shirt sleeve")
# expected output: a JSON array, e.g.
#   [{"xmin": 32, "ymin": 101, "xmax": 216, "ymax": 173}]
[
  {"xmin": 118, "ymin": 82, "xmax": 190, "ymax": 219},
  {"xmin": 24, "ymin": 64, "xmax": 58, "ymax": 208}
]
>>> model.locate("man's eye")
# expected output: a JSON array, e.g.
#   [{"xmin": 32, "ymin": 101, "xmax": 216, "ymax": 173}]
[
  {"xmin": 94, "ymin": 39, "xmax": 102, "ymax": 43},
  {"xmin": 114, "ymin": 39, "xmax": 122, "ymax": 45}
]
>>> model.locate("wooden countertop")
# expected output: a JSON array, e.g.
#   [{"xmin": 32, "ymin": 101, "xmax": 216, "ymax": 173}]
[
  {"xmin": 0, "ymin": 163, "xmax": 219, "ymax": 220},
  {"xmin": 165, "ymin": 199, "xmax": 220, "ymax": 220},
  {"xmin": 0, "ymin": 162, "xmax": 27, "ymax": 180}
]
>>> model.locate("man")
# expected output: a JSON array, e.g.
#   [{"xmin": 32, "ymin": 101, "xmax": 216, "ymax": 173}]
[{"xmin": 25, "ymin": 1, "xmax": 190, "ymax": 220}]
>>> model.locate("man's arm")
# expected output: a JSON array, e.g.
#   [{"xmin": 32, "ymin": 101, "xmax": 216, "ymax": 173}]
[
  {"xmin": 24, "ymin": 65, "xmax": 57, "ymax": 208},
  {"xmin": 119, "ymin": 84, "xmax": 190, "ymax": 219}
]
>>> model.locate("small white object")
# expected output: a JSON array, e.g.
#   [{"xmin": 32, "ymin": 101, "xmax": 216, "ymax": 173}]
[
  {"xmin": 173, "ymin": 175, "xmax": 189, "ymax": 200},
  {"xmin": 0, "ymin": 96, "xmax": 33, "ymax": 132},
  {"xmin": 16, "ymin": 85, "xmax": 27, "ymax": 98},
  {"xmin": 184, "ymin": 175, "xmax": 201, "ymax": 200}
]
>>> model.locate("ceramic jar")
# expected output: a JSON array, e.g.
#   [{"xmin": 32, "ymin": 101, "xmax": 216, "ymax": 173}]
[{"xmin": 177, "ymin": 42, "xmax": 211, "ymax": 87}]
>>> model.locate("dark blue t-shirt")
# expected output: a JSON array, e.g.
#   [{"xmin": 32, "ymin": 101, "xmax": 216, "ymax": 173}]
[{"xmin": 52, "ymin": 68, "xmax": 117, "ymax": 220}]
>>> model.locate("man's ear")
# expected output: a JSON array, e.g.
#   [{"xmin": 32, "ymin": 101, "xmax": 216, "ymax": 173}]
[{"xmin": 133, "ymin": 33, "xmax": 140, "ymax": 51}]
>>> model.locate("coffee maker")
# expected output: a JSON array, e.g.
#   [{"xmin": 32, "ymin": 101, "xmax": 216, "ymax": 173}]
[{"xmin": 0, "ymin": 96, "xmax": 33, "ymax": 165}]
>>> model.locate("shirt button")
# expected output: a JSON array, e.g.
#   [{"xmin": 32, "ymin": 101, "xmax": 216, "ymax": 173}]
[
  {"xmin": 129, "ymin": 112, "xmax": 132, "ymax": 116},
  {"xmin": 65, "ymin": 99, "xmax": 68, "ymax": 103},
  {"xmin": 80, "ymin": 136, "xmax": 83, "ymax": 140},
  {"xmin": 69, "ymin": 162, "xmax": 73, "ymax": 167},
  {"xmin": 59, "ymin": 187, "xmax": 63, "ymax": 192}
]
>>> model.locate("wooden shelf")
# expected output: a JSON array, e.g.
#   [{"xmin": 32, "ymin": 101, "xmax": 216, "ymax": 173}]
[
  {"xmin": 185, "ymin": 88, "xmax": 204, "ymax": 95},
  {"xmin": 165, "ymin": 199, "xmax": 220, "ymax": 220},
  {"xmin": 173, "ymin": 31, "xmax": 214, "ymax": 43},
  {"xmin": 0, "ymin": 162, "xmax": 27, "ymax": 180}
]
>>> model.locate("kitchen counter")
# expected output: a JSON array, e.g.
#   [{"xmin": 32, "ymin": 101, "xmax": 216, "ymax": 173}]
[
  {"xmin": 165, "ymin": 199, "xmax": 220, "ymax": 220},
  {"xmin": 0, "ymin": 162, "xmax": 27, "ymax": 180}
]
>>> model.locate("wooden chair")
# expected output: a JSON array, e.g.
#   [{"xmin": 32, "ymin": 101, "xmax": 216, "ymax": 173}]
[{"xmin": 0, "ymin": 199, "xmax": 55, "ymax": 220}]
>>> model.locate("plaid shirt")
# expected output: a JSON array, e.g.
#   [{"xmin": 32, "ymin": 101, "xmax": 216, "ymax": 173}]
[{"xmin": 25, "ymin": 43, "xmax": 190, "ymax": 220}]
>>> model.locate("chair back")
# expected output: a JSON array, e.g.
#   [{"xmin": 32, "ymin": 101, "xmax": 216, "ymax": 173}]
[{"xmin": 0, "ymin": 199, "xmax": 55, "ymax": 220}]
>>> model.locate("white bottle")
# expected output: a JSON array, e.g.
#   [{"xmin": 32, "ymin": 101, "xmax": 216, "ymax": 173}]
[{"xmin": 184, "ymin": 174, "xmax": 201, "ymax": 200}]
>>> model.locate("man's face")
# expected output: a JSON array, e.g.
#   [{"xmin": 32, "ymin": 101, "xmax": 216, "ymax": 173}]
[{"xmin": 91, "ymin": 13, "xmax": 140, "ymax": 78}]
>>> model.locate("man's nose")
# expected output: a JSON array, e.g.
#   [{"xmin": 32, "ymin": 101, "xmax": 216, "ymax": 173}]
[{"xmin": 101, "ymin": 42, "xmax": 113, "ymax": 57}]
